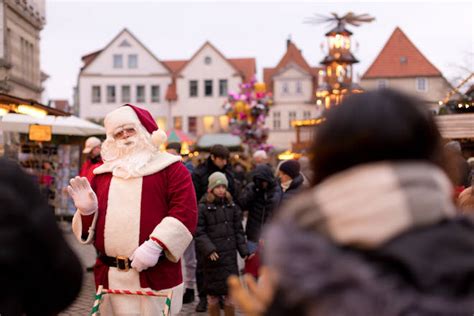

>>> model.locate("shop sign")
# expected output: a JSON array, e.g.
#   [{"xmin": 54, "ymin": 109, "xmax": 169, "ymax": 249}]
[{"xmin": 29, "ymin": 124, "xmax": 52, "ymax": 142}]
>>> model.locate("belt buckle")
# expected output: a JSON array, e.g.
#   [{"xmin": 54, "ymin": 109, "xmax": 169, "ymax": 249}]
[{"xmin": 116, "ymin": 256, "xmax": 130, "ymax": 272}]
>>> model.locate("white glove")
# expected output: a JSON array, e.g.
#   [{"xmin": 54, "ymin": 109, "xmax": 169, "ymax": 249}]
[
  {"xmin": 67, "ymin": 176, "xmax": 98, "ymax": 216},
  {"xmin": 130, "ymin": 240, "xmax": 163, "ymax": 272}
]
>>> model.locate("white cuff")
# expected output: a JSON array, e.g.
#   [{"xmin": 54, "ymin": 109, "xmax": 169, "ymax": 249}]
[
  {"xmin": 150, "ymin": 217, "xmax": 193, "ymax": 263},
  {"xmin": 72, "ymin": 210, "xmax": 98, "ymax": 244}
]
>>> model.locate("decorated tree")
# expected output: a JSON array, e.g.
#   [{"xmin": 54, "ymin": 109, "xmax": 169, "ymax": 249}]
[{"xmin": 223, "ymin": 79, "xmax": 274, "ymax": 151}]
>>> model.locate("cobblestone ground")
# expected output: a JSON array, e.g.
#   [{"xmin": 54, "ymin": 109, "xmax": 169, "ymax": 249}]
[{"xmin": 59, "ymin": 222, "xmax": 242, "ymax": 315}]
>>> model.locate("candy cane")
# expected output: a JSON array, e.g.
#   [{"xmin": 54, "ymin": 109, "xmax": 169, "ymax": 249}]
[
  {"xmin": 90, "ymin": 286, "xmax": 172, "ymax": 316},
  {"xmin": 90, "ymin": 285, "xmax": 103, "ymax": 316}
]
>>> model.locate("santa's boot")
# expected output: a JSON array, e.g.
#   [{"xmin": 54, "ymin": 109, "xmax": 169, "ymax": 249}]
[
  {"xmin": 208, "ymin": 302, "xmax": 220, "ymax": 316},
  {"xmin": 223, "ymin": 304, "xmax": 235, "ymax": 316}
]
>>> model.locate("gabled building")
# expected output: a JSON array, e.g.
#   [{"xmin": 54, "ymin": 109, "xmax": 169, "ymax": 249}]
[
  {"xmin": 76, "ymin": 30, "xmax": 255, "ymax": 136},
  {"xmin": 77, "ymin": 28, "xmax": 174, "ymax": 127},
  {"xmin": 263, "ymin": 39, "xmax": 321, "ymax": 150},
  {"xmin": 163, "ymin": 41, "xmax": 255, "ymax": 135},
  {"xmin": 0, "ymin": 0, "xmax": 46, "ymax": 100},
  {"xmin": 360, "ymin": 27, "xmax": 451, "ymax": 111}
]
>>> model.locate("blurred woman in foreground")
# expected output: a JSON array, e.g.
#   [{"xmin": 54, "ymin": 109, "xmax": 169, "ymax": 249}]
[{"xmin": 229, "ymin": 89, "xmax": 474, "ymax": 316}]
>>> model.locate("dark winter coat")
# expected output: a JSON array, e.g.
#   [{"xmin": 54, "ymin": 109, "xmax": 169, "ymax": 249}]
[
  {"xmin": 0, "ymin": 158, "xmax": 83, "ymax": 316},
  {"xmin": 192, "ymin": 157, "xmax": 236, "ymax": 201},
  {"xmin": 240, "ymin": 164, "xmax": 282, "ymax": 242},
  {"xmin": 195, "ymin": 192, "xmax": 248, "ymax": 296},
  {"xmin": 265, "ymin": 217, "xmax": 474, "ymax": 316},
  {"xmin": 281, "ymin": 173, "xmax": 305, "ymax": 203}
]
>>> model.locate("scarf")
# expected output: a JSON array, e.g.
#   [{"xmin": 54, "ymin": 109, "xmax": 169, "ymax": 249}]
[{"xmin": 278, "ymin": 161, "xmax": 456, "ymax": 249}]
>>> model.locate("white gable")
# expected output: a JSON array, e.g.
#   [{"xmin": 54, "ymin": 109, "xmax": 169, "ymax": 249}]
[
  {"xmin": 82, "ymin": 30, "xmax": 170, "ymax": 76},
  {"xmin": 274, "ymin": 63, "xmax": 312, "ymax": 80},
  {"xmin": 180, "ymin": 43, "xmax": 238, "ymax": 79}
]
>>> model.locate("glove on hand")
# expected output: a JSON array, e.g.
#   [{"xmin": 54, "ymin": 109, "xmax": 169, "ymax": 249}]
[
  {"xmin": 67, "ymin": 176, "xmax": 98, "ymax": 216},
  {"xmin": 130, "ymin": 240, "xmax": 163, "ymax": 272}
]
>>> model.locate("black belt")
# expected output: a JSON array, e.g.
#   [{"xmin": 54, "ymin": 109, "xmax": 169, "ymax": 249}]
[{"xmin": 99, "ymin": 254, "xmax": 132, "ymax": 272}]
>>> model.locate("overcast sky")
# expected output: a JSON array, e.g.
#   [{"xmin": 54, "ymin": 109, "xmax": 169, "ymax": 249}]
[{"xmin": 41, "ymin": 0, "xmax": 473, "ymax": 102}]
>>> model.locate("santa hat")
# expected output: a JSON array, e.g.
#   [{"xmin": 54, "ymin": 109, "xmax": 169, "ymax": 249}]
[{"xmin": 104, "ymin": 104, "xmax": 167, "ymax": 148}]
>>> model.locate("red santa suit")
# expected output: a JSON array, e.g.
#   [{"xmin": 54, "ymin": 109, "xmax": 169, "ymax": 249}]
[{"xmin": 71, "ymin": 105, "xmax": 197, "ymax": 315}]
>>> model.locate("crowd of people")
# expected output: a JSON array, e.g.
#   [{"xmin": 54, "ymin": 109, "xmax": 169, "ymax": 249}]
[{"xmin": 1, "ymin": 88, "xmax": 474, "ymax": 316}]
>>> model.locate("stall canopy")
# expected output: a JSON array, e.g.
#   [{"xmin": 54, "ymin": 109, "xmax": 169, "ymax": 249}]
[
  {"xmin": 436, "ymin": 114, "xmax": 474, "ymax": 139},
  {"xmin": 196, "ymin": 133, "xmax": 242, "ymax": 151},
  {"xmin": 166, "ymin": 129, "xmax": 195, "ymax": 144},
  {"xmin": 0, "ymin": 113, "xmax": 105, "ymax": 136}
]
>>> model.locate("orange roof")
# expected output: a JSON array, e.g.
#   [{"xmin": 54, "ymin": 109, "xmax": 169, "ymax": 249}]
[
  {"xmin": 264, "ymin": 40, "xmax": 319, "ymax": 94},
  {"xmin": 228, "ymin": 58, "xmax": 256, "ymax": 83},
  {"xmin": 81, "ymin": 49, "xmax": 103, "ymax": 69},
  {"xmin": 162, "ymin": 60, "xmax": 187, "ymax": 75},
  {"xmin": 362, "ymin": 27, "xmax": 442, "ymax": 79}
]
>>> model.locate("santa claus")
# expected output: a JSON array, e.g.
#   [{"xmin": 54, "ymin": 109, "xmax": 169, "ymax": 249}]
[{"xmin": 67, "ymin": 104, "xmax": 197, "ymax": 315}]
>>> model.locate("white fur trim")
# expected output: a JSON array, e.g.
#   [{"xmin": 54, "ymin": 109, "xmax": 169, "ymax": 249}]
[
  {"xmin": 104, "ymin": 106, "xmax": 141, "ymax": 138},
  {"xmin": 71, "ymin": 210, "xmax": 98, "ymax": 244},
  {"xmin": 104, "ymin": 177, "xmax": 142, "ymax": 257},
  {"xmin": 94, "ymin": 152, "xmax": 181, "ymax": 178},
  {"xmin": 150, "ymin": 217, "xmax": 193, "ymax": 263},
  {"xmin": 151, "ymin": 129, "xmax": 167, "ymax": 148}
]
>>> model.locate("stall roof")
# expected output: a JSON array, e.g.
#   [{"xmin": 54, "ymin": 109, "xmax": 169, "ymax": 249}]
[
  {"xmin": 196, "ymin": 133, "xmax": 242, "ymax": 150},
  {"xmin": 0, "ymin": 93, "xmax": 69, "ymax": 116},
  {"xmin": 436, "ymin": 114, "xmax": 474, "ymax": 139},
  {"xmin": 0, "ymin": 113, "xmax": 105, "ymax": 136}
]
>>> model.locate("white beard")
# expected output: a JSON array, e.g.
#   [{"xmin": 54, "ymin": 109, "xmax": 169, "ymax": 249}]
[{"xmin": 101, "ymin": 128, "xmax": 158, "ymax": 179}]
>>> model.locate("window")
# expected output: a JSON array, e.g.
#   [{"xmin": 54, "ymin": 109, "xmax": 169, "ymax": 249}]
[
  {"xmin": 203, "ymin": 116, "xmax": 215, "ymax": 132},
  {"xmin": 189, "ymin": 80, "xmax": 198, "ymax": 97},
  {"xmin": 303, "ymin": 111, "xmax": 311, "ymax": 119},
  {"xmin": 416, "ymin": 77, "xmax": 428, "ymax": 92},
  {"xmin": 106, "ymin": 85, "xmax": 116, "ymax": 103},
  {"xmin": 205, "ymin": 80, "xmax": 213, "ymax": 97},
  {"xmin": 282, "ymin": 82, "xmax": 289, "ymax": 94},
  {"xmin": 128, "ymin": 54, "xmax": 138, "ymax": 68},
  {"xmin": 377, "ymin": 79, "xmax": 388, "ymax": 89},
  {"xmin": 204, "ymin": 56, "xmax": 212, "ymax": 65},
  {"xmin": 173, "ymin": 117, "xmax": 183, "ymax": 130},
  {"xmin": 296, "ymin": 81, "xmax": 302, "ymax": 94},
  {"xmin": 121, "ymin": 85, "xmax": 130, "ymax": 103},
  {"xmin": 273, "ymin": 111, "xmax": 281, "ymax": 130},
  {"xmin": 219, "ymin": 79, "xmax": 228, "ymax": 97},
  {"xmin": 219, "ymin": 115, "xmax": 229, "ymax": 131},
  {"xmin": 400, "ymin": 56, "xmax": 408, "ymax": 64},
  {"xmin": 92, "ymin": 86, "xmax": 101, "ymax": 103},
  {"xmin": 289, "ymin": 111, "xmax": 297, "ymax": 127},
  {"xmin": 151, "ymin": 85, "xmax": 160, "ymax": 103},
  {"xmin": 188, "ymin": 116, "xmax": 197, "ymax": 134},
  {"xmin": 113, "ymin": 54, "xmax": 123, "ymax": 68},
  {"xmin": 136, "ymin": 85, "xmax": 145, "ymax": 103}
]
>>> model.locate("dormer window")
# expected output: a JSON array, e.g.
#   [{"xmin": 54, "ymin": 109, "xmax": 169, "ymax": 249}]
[
  {"xmin": 204, "ymin": 56, "xmax": 212, "ymax": 65},
  {"xmin": 282, "ymin": 82, "xmax": 289, "ymax": 95},
  {"xmin": 113, "ymin": 54, "xmax": 123, "ymax": 68},
  {"xmin": 400, "ymin": 56, "xmax": 407, "ymax": 64}
]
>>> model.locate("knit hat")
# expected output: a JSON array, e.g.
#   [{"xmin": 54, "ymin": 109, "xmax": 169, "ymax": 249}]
[
  {"xmin": 103, "ymin": 104, "xmax": 167, "ymax": 148},
  {"xmin": 279, "ymin": 159, "xmax": 301, "ymax": 179},
  {"xmin": 208, "ymin": 172, "xmax": 228, "ymax": 190},
  {"xmin": 83, "ymin": 136, "xmax": 101, "ymax": 154}
]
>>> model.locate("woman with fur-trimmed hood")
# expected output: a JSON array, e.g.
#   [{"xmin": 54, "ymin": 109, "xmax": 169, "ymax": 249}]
[{"xmin": 195, "ymin": 172, "xmax": 248, "ymax": 316}]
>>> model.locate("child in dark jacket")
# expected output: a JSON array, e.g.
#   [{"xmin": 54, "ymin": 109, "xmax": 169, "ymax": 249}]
[{"xmin": 195, "ymin": 171, "xmax": 249, "ymax": 316}]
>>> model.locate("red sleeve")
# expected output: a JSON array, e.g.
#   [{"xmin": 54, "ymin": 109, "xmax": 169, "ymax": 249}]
[{"xmin": 166, "ymin": 162, "xmax": 198, "ymax": 235}]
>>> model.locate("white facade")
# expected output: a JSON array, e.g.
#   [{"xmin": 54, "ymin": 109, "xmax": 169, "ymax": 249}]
[
  {"xmin": 77, "ymin": 33, "xmax": 251, "ymax": 136},
  {"xmin": 78, "ymin": 29, "xmax": 173, "ymax": 127},
  {"xmin": 266, "ymin": 64, "xmax": 321, "ymax": 150},
  {"xmin": 172, "ymin": 43, "xmax": 245, "ymax": 135}
]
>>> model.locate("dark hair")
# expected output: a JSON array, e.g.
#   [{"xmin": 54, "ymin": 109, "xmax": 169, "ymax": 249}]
[
  {"xmin": 311, "ymin": 89, "xmax": 445, "ymax": 185},
  {"xmin": 210, "ymin": 144, "xmax": 230, "ymax": 159},
  {"xmin": 166, "ymin": 142, "xmax": 181, "ymax": 153}
]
